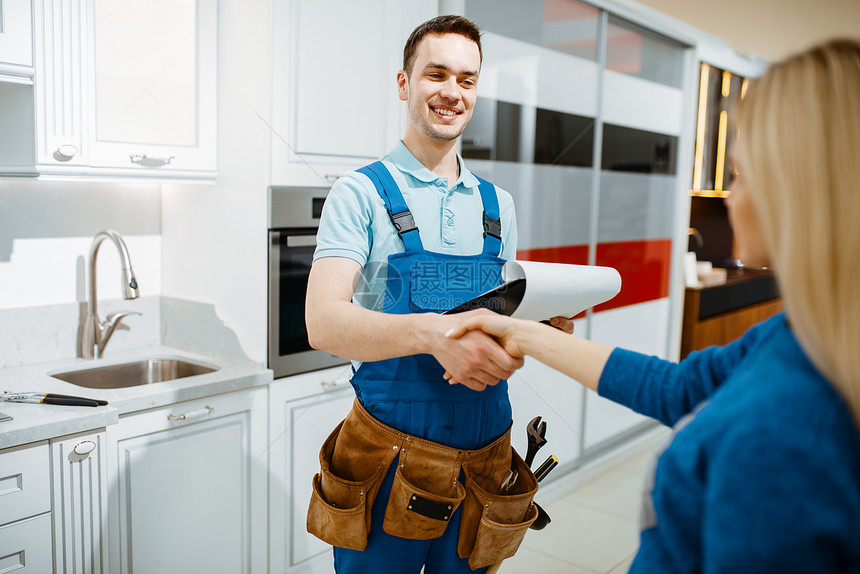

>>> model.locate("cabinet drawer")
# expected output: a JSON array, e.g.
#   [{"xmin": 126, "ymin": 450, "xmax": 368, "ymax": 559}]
[
  {"xmin": 0, "ymin": 514, "xmax": 53, "ymax": 573},
  {"xmin": 0, "ymin": 441, "xmax": 51, "ymax": 526}
]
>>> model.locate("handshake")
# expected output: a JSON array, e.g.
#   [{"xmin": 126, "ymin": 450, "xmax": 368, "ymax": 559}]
[{"xmin": 439, "ymin": 311, "xmax": 574, "ymax": 391}]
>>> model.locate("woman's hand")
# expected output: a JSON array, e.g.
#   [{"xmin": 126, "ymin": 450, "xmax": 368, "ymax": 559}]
[{"xmin": 444, "ymin": 309, "xmax": 528, "ymax": 358}]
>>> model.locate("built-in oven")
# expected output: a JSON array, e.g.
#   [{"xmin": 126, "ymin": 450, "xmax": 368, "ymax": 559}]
[{"xmin": 268, "ymin": 186, "xmax": 348, "ymax": 378}]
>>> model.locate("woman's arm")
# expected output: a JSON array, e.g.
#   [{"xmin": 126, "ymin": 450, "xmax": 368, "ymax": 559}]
[
  {"xmin": 444, "ymin": 311, "xmax": 613, "ymax": 392},
  {"xmin": 447, "ymin": 310, "xmax": 783, "ymax": 426}
]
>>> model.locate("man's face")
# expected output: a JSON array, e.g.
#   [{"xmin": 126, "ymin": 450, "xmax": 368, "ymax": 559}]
[{"xmin": 398, "ymin": 33, "xmax": 481, "ymax": 143}]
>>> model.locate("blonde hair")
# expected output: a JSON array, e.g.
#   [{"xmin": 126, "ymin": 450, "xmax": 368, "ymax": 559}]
[{"xmin": 735, "ymin": 39, "xmax": 860, "ymax": 427}]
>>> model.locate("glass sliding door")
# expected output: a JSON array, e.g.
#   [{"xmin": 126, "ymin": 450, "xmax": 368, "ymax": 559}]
[{"xmin": 462, "ymin": 0, "xmax": 692, "ymax": 456}]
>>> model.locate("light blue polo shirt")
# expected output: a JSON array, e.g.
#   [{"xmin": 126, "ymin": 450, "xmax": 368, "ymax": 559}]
[{"xmin": 314, "ymin": 141, "xmax": 518, "ymax": 312}]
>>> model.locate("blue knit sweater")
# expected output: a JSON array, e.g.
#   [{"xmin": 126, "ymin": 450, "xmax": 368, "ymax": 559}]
[{"xmin": 599, "ymin": 313, "xmax": 860, "ymax": 573}]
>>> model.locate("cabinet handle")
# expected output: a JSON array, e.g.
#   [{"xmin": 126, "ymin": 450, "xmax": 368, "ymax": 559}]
[
  {"xmin": 130, "ymin": 153, "xmax": 174, "ymax": 167},
  {"xmin": 168, "ymin": 405, "xmax": 214, "ymax": 422},
  {"xmin": 54, "ymin": 144, "xmax": 79, "ymax": 162},
  {"xmin": 73, "ymin": 440, "xmax": 97, "ymax": 456},
  {"xmin": 320, "ymin": 380, "xmax": 347, "ymax": 391}
]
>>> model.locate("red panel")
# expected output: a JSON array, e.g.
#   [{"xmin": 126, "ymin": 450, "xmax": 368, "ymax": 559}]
[
  {"xmin": 517, "ymin": 239, "xmax": 673, "ymax": 314},
  {"xmin": 594, "ymin": 239, "xmax": 672, "ymax": 312},
  {"xmin": 516, "ymin": 245, "xmax": 590, "ymax": 266}
]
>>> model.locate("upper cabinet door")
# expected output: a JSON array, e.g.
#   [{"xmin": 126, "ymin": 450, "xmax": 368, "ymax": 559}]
[
  {"xmin": 0, "ymin": 0, "xmax": 216, "ymax": 180},
  {"xmin": 0, "ymin": 0, "xmax": 33, "ymax": 73},
  {"xmin": 270, "ymin": 0, "xmax": 437, "ymax": 186},
  {"xmin": 292, "ymin": 0, "xmax": 391, "ymax": 160},
  {"xmin": 31, "ymin": 0, "xmax": 89, "ymax": 171},
  {"xmin": 86, "ymin": 0, "xmax": 217, "ymax": 178}
]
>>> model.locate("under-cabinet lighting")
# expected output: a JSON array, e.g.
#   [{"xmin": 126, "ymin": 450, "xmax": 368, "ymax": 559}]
[
  {"xmin": 715, "ymin": 110, "xmax": 729, "ymax": 192},
  {"xmin": 689, "ymin": 189, "xmax": 731, "ymax": 199},
  {"xmin": 721, "ymin": 70, "xmax": 732, "ymax": 98},
  {"xmin": 692, "ymin": 63, "xmax": 710, "ymax": 191}
]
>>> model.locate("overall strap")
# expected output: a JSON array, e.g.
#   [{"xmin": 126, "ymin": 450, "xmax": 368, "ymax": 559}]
[
  {"xmin": 475, "ymin": 175, "xmax": 503, "ymax": 256},
  {"xmin": 357, "ymin": 161, "xmax": 424, "ymax": 252}
]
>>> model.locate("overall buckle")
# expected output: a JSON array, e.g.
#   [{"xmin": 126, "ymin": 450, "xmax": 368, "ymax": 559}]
[
  {"xmin": 389, "ymin": 210, "xmax": 418, "ymax": 235},
  {"xmin": 482, "ymin": 212, "xmax": 502, "ymax": 240}
]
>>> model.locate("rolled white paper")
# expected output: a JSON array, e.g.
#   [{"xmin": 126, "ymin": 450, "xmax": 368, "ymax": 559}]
[{"xmin": 502, "ymin": 260, "xmax": 622, "ymax": 321}]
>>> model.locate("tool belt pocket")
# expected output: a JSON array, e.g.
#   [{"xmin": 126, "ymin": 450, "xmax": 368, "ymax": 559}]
[
  {"xmin": 458, "ymin": 449, "xmax": 538, "ymax": 570},
  {"xmin": 383, "ymin": 460, "xmax": 466, "ymax": 540},
  {"xmin": 307, "ymin": 421, "xmax": 390, "ymax": 551}
]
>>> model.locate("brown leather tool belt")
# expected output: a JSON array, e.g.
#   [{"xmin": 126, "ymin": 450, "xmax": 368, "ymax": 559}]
[{"xmin": 307, "ymin": 399, "xmax": 539, "ymax": 570}]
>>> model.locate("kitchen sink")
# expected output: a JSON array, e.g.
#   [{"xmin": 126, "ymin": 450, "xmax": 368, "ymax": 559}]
[{"xmin": 49, "ymin": 358, "xmax": 218, "ymax": 389}]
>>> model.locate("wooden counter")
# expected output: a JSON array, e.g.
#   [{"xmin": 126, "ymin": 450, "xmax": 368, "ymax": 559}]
[{"xmin": 681, "ymin": 268, "xmax": 782, "ymax": 359}]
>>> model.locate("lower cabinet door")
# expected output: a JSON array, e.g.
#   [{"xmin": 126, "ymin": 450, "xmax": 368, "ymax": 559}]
[
  {"xmin": 106, "ymin": 388, "xmax": 267, "ymax": 574},
  {"xmin": 269, "ymin": 368, "xmax": 355, "ymax": 573},
  {"xmin": 0, "ymin": 514, "xmax": 53, "ymax": 573},
  {"xmin": 51, "ymin": 429, "xmax": 109, "ymax": 574}
]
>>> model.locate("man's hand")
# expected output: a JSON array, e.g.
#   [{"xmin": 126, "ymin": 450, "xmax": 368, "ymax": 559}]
[
  {"xmin": 548, "ymin": 316, "xmax": 575, "ymax": 334},
  {"xmin": 429, "ymin": 312, "xmax": 524, "ymax": 391}
]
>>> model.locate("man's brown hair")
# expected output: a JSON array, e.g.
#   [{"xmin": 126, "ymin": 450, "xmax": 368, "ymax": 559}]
[{"xmin": 402, "ymin": 15, "xmax": 482, "ymax": 76}]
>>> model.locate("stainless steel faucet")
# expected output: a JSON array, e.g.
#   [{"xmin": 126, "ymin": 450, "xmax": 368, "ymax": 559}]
[{"xmin": 79, "ymin": 230, "xmax": 141, "ymax": 359}]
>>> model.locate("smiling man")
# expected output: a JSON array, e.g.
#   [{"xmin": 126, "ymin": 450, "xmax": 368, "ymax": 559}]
[
  {"xmin": 401, "ymin": 31, "xmax": 479, "ymax": 152},
  {"xmin": 304, "ymin": 15, "xmax": 540, "ymax": 574}
]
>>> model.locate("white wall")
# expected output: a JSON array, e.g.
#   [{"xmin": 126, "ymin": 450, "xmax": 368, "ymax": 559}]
[
  {"xmin": 160, "ymin": 0, "xmax": 273, "ymax": 365},
  {"xmin": 0, "ymin": 180, "xmax": 162, "ymax": 309},
  {"xmin": 0, "ymin": 235, "xmax": 161, "ymax": 309}
]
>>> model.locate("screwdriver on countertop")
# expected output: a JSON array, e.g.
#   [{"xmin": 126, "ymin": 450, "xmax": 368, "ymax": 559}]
[{"xmin": 1, "ymin": 392, "xmax": 108, "ymax": 407}]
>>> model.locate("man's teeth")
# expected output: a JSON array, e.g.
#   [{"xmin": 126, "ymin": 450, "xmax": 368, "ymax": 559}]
[{"xmin": 433, "ymin": 108, "xmax": 457, "ymax": 116}]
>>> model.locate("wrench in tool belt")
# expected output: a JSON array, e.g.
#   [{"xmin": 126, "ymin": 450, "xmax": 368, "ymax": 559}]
[{"xmin": 524, "ymin": 415, "xmax": 547, "ymax": 468}]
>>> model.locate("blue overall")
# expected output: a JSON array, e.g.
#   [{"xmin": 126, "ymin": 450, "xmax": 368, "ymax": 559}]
[{"xmin": 333, "ymin": 162, "xmax": 513, "ymax": 574}]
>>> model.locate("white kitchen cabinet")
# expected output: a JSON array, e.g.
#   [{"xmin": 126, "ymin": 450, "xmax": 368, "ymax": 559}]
[
  {"xmin": 0, "ymin": 0, "xmax": 216, "ymax": 180},
  {"xmin": 268, "ymin": 365, "xmax": 355, "ymax": 573},
  {"xmin": 0, "ymin": 0, "xmax": 34, "ymax": 168},
  {"xmin": 0, "ymin": 440, "xmax": 50, "ymax": 524},
  {"xmin": 105, "ymin": 387, "xmax": 268, "ymax": 574},
  {"xmin": 0, "ymin": 514, "xmax": 53, "ymax": 574},
  {"xmin": 51, "ymin": 429, "xmax": 110, "ymax": 574},
  {"xmin": 270, "ymin": 0, "xmax": 437, "ymax": 186},
  {"xmin": 0, "ymin": 440, "xmax": 53, "ymax": 573},
  {"xmin": 0, "ymin": 0, "xmax": 33, "ymax": 76}
]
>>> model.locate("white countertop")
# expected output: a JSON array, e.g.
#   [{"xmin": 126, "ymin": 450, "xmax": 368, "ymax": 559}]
[{"xmin": 0, "ymin": 346, "xmax": 272, "ymax": 450}]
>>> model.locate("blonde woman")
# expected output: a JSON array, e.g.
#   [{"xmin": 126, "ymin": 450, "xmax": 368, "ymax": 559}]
[{"xmin": 447, "ymin": 39, "xmax": 860, "ymax": 572}]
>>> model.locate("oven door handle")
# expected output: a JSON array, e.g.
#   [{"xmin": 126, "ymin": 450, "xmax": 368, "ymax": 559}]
[
  {"xmin": 270, "ymin": 232, "xmax": 318, "ymax": 248},
  {"xmin": 286, "ymin": 234, "xmax": 317, "ymax": 248}
]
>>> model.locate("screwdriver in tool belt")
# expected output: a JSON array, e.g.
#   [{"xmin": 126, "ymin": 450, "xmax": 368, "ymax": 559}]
[{"xmin": 534, "ymin": 455, "xmax": 559, "ymax": 483}]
